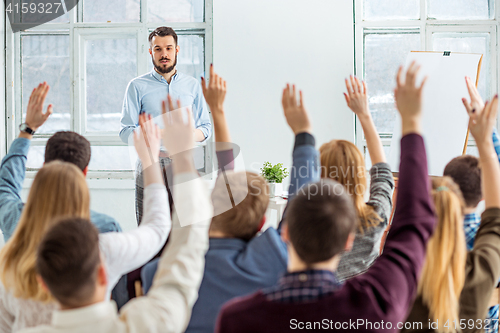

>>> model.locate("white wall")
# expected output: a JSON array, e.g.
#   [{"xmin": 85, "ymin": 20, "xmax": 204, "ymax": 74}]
[{"xmin": 213, "ymin": 0, "xmax": 355, "ymax": 179}]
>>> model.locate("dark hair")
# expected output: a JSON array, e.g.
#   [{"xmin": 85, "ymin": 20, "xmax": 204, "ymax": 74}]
[
  {"xmin": 149, "ymin": 27, "xmax": 178, "ymax": 46},
  {"xmin": 45, "ymin": 132, "xmax": 91, "ymax": 172},
  {"xmin": 286, "ymin": 179, "xmax": 357, "ymax": 264},
  {"xmin": 443, "ymin": 155, "xmax": 482, "ymax": 208},
  {"xmin": 36, "ymin": 217, "xmax": 100, "ymax": 308},
  {"xmin": 210, "ymin": 172, "xmax": 269, "ymax": 241}
]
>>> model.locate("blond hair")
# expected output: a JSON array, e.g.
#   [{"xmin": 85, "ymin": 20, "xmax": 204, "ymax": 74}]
[
  {"xmin": 418, "ymin": 177, "xmax": 466, "ymax": 333},
  {"xmin": 0, "ymin": 161, "xmax": 90, "ymax": 302},
  {"xmin": 319, "ymin": 140, "xmax": 382, "ymax": 232}
]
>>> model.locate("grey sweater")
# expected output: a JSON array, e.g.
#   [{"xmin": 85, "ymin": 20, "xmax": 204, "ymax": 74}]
[{"xmin": 336, "ymin": 162, "xmax": 395, "ymax": 281}]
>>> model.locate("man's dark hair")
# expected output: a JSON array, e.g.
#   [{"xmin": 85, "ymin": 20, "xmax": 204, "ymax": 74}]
[
  {"xmin": 45, "ymin": 131, "xmax": 91, "ymax": 172},
  {"xmin": 443, "ymin": 155, "xmax": 482, "ymax": 208},
  {"xmin": 149, "ymin": 27, "xmax": 178, "ymax": 46},
  {"xmin": 37, "ymin": 217, "xmax": 100, "ymax": 308},
  {"xmin": 285, "ymin": 179, "xmax": 357, "ymax": 264}
]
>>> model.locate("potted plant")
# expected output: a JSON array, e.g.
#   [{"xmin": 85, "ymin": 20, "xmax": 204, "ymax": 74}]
[{"xmin": 260, "ymin": 162, "xmax": 289, "ymax": 198}]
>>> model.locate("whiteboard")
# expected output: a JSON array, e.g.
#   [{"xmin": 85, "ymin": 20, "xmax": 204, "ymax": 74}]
[{"xmin": 388, "ymin": 51, "xmax": 483, "ymax": 176}]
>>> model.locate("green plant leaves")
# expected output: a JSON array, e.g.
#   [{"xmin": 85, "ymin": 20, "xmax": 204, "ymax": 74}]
[{"xmin": 260, "ymin": 161, "xmax": 289, "ymax": 183}]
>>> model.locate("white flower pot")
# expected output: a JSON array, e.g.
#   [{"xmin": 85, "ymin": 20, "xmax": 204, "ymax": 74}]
[{"xmin": 268, "ymin": 182, "xmax": 283, "ymax": 198}]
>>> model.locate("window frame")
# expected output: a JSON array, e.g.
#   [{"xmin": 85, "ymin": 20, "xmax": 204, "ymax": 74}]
[
  {"xmin": 5, "ymin": 0, "xmax": 214, "ymax": 179},
  {"xmin": 354, "ymin": 0, "xmax": 499, "ymax": 160}
]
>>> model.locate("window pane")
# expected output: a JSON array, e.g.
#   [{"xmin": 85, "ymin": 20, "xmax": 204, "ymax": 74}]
[
  {"xmin": 428, "ymin": 0, "xmax": 493, "ymax": 20},
  {"xmin": 432, "ymin": 33, "xmax": 490, "ymax": 101},
  {"xmin": 148, "ymin": 0, "xmax": 204, "ymax": 23},
  {"xmin": 364, "ymin": 32, "xmax": 421, "ymax": 134},
  {"xmin": 86, "ymin": 38, "xmax": 137, "ymax": 132},
  {"xmin": 26, "ymin": 146, "xmax": 45, "ymax": 169},
  {"xmin": 88, "ymin": 146, "xmax": 134, "ymax": 171},
  {"xmin": 363, "ymin": 0, "xmax": 419, "ymax": 20},
  {"xmin": 148, "ymin": 34, "xmax": 204, "ymax": 79},
  {"xmin": 84, "ymin": 0, "xmax": 140, "ymax": 22},
  {"xmin": 22, "ymin": 35, "xmax": 71, "ymax": 134}
]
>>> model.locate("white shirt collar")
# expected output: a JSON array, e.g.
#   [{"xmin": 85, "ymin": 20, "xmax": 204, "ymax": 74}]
[{"xmin": 51, "ymin": 301, "xmax": 117, "ymax": 328}]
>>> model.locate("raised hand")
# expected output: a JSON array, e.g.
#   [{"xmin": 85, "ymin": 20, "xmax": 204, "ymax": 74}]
[
  {"xmin": 462, "ymin": 76, "xmax": 485, "ymax": 114},
  {"xmin": 201, "ymin": 64, "xmax": 227, "ymax": 112},
  {"xmin": 282, "ymin": 84, "xmax": 312, "ymax": 135},
  {"xmin": 162, "ymin": 95, "xmax": 195, "ymax": 157},
  {"xmin": 201, "ymin": 65, "xmax": 231, "ymax": 144},
  {"xmin": 25, "ymin": 82, "xmax": 53, "ymax": 132},
  {"xmin": 394, "ymin": 61, "xmax": 427, "ymax": 135},
  {"xmin": 133, "ymin": 113, "xmax": 161, "ymax": 169},
  {"xmin": 465, "ymin": 94, "xmax": 499, "ymax": 146},
  {"xmin": 344, "ymin": 76, "xmax": 369, "ymax": 119}
]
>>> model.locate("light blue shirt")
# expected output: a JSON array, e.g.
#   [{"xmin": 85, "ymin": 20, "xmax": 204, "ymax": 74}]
[{"xmin": 119, "ymin": 70, "xmax": 212, "ymax": 144}]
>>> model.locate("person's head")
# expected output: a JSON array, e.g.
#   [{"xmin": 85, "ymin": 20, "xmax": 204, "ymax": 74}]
[
  {"xmin": 45, "ymin": 131, "xmax": 91, "ymax": 175},
  {"xmin": 210, "ymin": 172, "xmax": 269, "ymax": 241},
  {"xmin": 443, "ymin": 155, "xmax": 482, "ymax": 209},
  {"xmin": 149, "ymin": 27, "xmax": 179, "ymax": 75},
  {"xmin": 319, "ymin": 140, "xmax": 382, "ymax": 231},
  {"xmin": 37, "ymin": 218, "xmax": 107, "ymax": 309},
  {"xmin": 282, "ymin": 179, "xmax": 357, "ymax": 270},
  {"xmin": 0, "ymin": 161, "xmax": 90, "ymax": 302},
  {"xmin": 418, "ymin": 177, "xmax": 466, "ymax": 333}
]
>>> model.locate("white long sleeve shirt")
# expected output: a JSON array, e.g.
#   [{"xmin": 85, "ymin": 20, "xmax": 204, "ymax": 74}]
[
  {"xmin": 18, "ymin": 173, "xmax": 212, "ymax": 333},
  {"xmin": 0, "ymin": 183, "xmax": 171, "ymax": 332}
]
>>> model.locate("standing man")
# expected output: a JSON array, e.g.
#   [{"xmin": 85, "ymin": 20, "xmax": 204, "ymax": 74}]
[{"xmin": 120, "ymin": 26, "xmax": 212, "ymax": 224}]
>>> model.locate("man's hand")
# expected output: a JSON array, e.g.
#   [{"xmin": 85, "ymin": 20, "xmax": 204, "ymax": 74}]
[
  {"xmin": 465, "ymin": 94, "xmax": 499, "ymax": 146},
  {"xmin": 25, "ymin": 82, "xmax": 53, "ymax": 132},
  {"xmin": 201, "ymin": 64, "xmax": 227, "ymax": 112},
  {"xmin": 394, "ymin": 61, "xmax": 427, "ymax": 135},
  {"xmin": 344, "ymin": 76, "xmax": 370, "ymax": 120},
  {"xmin": 463, "ymin": 76, "xmax": 485, "ymax": 114},
  {"xmin": 162, "ymin": 95, "xmax": 195, "ymax": 156},
  {"xmin": 133, "ymin": 113, "xmax": 161, "ymax": 169},
  {"xmin": 282, "ymin": 84, "xmax": 312, "ymax": 135}
]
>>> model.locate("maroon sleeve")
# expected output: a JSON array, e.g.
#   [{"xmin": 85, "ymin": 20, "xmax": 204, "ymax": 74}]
[
  {"xmin": 216, "ymin": 149, "xmax": 235, "ymax": 175},
  {"xmin": 348, "ymin": 133, "xmax": 436, "ymax": 323}
]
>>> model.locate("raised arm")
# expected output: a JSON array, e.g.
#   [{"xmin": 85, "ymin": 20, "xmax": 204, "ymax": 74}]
[
  {"xmin": 349, "ymin": 63, "xmax": 435, "ymax": 323},
  {"xmin": 201, "ymin": 65, "xmax": 234, "ymax": 172},
  {"xmin": 99, "ymin": 113, "xmax": 170, "ymax": 291},
  {"xmin": 0, "ymin": 83, "xmax": 52, "ymax": 241},
  {"xmin": 345, "ymin": 76, "xmax": 385, "ymax": 164},
  {"xmin": 460, "ymin": 91, "xmax": 500, "ymax": 331},
  {"xmin": 119, "ymin": 94, "xmax": 212, "ymax": 333},
  {"xmin": 281, "ymin": 84, "xmax": 320, "ymax": 204}
]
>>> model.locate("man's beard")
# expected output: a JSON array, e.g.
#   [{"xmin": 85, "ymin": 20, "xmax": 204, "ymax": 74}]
[{"xmin": 153, "ymin": 54, "xmax": 177, "ymax": 74}]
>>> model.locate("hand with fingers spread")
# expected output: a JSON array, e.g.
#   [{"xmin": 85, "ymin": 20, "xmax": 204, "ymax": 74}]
[
  {"xmin": 25, "ymin": 82, "xmax": 53, "ymax": 133},
  {"xmin": 394, "ymin": 61, "xmax": 427, "ymax": 135},
  {"xmin": 462, "ymin": 76, "xmax": 485, "ymax": 115},
  {"xmin": 344, "ymin": 76, "xmax": 370, "ymax": 119},
  {"xmin": 133, "ymin": 113, "xmax": 162, "ymax": 169},
  {"xmin": 345, "ymin": 76, "xmax": 386, "ymax": 164},
  {"xmin": 162, "ymin": 95, "xmax": 195, "ymax": 157},
  {"xmin": 467, "ymin": 95, "xmax": 499, "ymax": 146},
  {"xmin": 201, "ymin": 64, "xmax": 227, "ymax": 113},
  {"xmin": 282, "ymin": 84, "xmax": 312, "ymax": 135}
]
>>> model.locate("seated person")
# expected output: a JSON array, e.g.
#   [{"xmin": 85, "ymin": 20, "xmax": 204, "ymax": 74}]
[
  {"xmin": 216, "ymin": 63, "xmax": 437, "ymax": 332},
  {"xmin": 19, "ymin": 99, "xmax": 212, "ymax": 333},
  {"xmin": 320, "ymin": 77, "xmax": 394, "ymax": 281},
  {"xmin": 0, "ymin": 83, "xmax": 121, "ymax": 241},
  {"xmin": 141, "ymin": 66, "xmax": 320, "ymax": 333},
  {"xmin": 0, "ymin": 86, "xmax": 171, "ymax": 331}
]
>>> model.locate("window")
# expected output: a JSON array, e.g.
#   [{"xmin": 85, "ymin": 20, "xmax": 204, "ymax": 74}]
[
  {"xmin": 355, "ymin": 0, "xmax": 497, "ymax": 166},
  {"xmin": 6, "ymin": 0, "xmax": 213, "ymax": 177}
]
